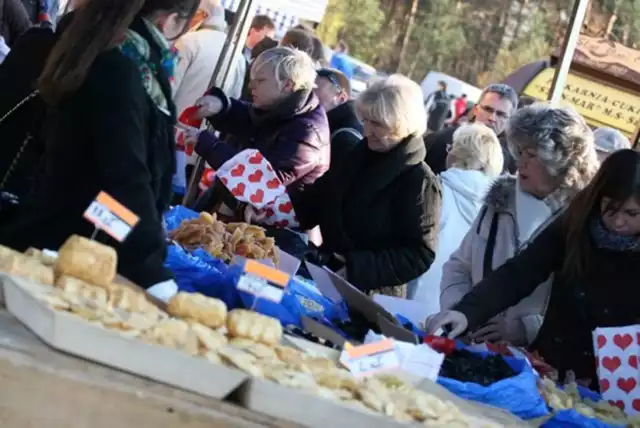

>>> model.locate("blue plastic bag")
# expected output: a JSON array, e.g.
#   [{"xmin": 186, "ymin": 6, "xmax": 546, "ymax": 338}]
[
  {"xmin": 437, "ymin": 350, "xmax": 549, "ymax": 420},
  {"xmin": 164, "ymin": 245, "xmax": 243, "ymax": 306},
  {"xmin": 542, "ymin": 410, "xmax": 624, "ymax": 428},
  {"xmin": 164, "ymin": 205, "xmax": 199, "ymax": 232},
  {"xmin": 237, "ymin": 273, "xmax": 349, "ymax": 329}
]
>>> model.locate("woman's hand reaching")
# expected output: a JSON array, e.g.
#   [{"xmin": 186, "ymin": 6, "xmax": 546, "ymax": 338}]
[
  {"xmin": 425, "ymin": 310, "xmax": 469, "ymax": 338},
  {"xmin": 195, "ymin": 95, "xmax": 223, "ymax": 118}
]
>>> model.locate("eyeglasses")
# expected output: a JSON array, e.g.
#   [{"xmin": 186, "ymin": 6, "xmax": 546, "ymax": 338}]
[
  {"xmin": 317, "ymin": 69, "xmax": 344, "ymax": 93},
  {"xmin": 479, "ymin": 104, "xmax": 509, "ymax": 119}
]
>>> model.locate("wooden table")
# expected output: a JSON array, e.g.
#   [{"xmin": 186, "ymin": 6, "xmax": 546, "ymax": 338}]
[{"xmin": 0, "ymin": 310, "xmax": 301, "ymax": 428}]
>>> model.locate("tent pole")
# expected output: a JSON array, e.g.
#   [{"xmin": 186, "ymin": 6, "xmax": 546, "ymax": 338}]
[
  {"xmin": 182, "ymin": 0, "xmax": 256, "ymax": 208},
  {"xmin": 547, "ymin": 0, "xmax": 589, "ymax": 105}
]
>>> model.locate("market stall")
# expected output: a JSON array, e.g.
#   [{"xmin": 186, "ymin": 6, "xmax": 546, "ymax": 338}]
[{"xmin": 502, "ymin": 34, "xmax": 640, "ymax": 139}]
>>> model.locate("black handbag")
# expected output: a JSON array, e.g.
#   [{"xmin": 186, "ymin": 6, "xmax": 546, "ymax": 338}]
[{"xmin": 0, "ymin": 90, "xmax": 39, "ymax": 217}]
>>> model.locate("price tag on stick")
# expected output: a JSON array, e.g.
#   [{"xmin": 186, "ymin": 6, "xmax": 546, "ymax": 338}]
[
  {"xmin": 340, "ymin": 339, "xmax": 400, "ymax": 377},
  {"xmin": 83, "ymin": 191, "xmax": 139, "ymax": 242},
  {"xmin": 236, "ymin": 259, "xmax": 290, "ymax": 305}
]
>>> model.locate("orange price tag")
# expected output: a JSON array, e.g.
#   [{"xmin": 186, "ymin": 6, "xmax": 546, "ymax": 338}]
[
  {"xmin": 236, "ymin": 260, "xmax": 291, "ymax": 303},
  {"xmin": 339, "ymin": 339, "xmax": 399, "ymax": 377},
  {"xmin": 83, "ymin": 192, "xmax": 139, "ymax": 242}
]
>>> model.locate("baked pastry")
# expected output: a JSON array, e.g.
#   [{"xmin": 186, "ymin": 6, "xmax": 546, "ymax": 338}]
[
  {"xmin": 56, "ymin": 235, "xmax": 117, "ymax": 287},
  {"xmin": 217, "ymin": 345, "xmax": 263, "ymax": 377},
  {"xmin": 109, "ymin": 284, "xmax": 160, "ymax": 315},
  {"xmin": 0, "ymin": 246, "xmax": 54, "ymax": 285},
  {"xmin": 167, "ymin": 292, "xmax": 227, "ymax": 329},
  {"xmin": 226, "ymin": 309, "xmax": 282, "ymax": 345},
  {"xmin": 141, "ymin": 319, "xmax": 199, "ymax": 356},
  {"xmin": 191, "ymin": 323, "xmax": 228, "ymax": 353}
]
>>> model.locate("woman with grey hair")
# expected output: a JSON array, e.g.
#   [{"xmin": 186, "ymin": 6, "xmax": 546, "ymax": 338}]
[
  {"xmin": 593, "ymin": 127, "xmax": 631, "ymax": 163},
  {"xmin": 438, "ymin": 103, "xmax": 598, "ymax": 346}
]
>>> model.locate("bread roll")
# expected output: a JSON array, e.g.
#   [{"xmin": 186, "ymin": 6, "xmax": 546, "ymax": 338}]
[
  {"xmin": 226, "ymin": 309, "xmax": 282, "ymax": 345},
  {"xmin": 167, "ymin": 292, "xmax": 227, "ymax": 329},
  {"xmin": 56, "ymin": 235, "xmax": 117, "ymax": 287},
  {"xmin": 0, "ymin": 245, "xmax": 54, "ymax": 285}
]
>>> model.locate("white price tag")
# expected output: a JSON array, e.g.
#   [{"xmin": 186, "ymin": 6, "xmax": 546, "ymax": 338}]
[
  {"xmin": 340, "ymin": 339, "xmax": 400, "ymax": 377},
  {"xmin": 83, "ymin": 192, "xmax": 139, "ymax": 242},
  {"xmin": 401, "ymin": 345, "xmax": 445, "ymax": 381},
  {"xmin": 237, "ymin": 274, "xmax": 285, "ymax": 303}
]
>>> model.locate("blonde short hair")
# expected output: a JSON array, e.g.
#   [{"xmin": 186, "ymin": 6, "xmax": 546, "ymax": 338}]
[
  {"xmin": 355, "ymin": 74, "xmax": 427, "ymax": 139},
  {"xmin": 449, "ymin": 123, "xmax": 504, "ymax": 178},
  {"xmin": 252, "ymin": 46, "xmax": 317, "ymax": 92}
]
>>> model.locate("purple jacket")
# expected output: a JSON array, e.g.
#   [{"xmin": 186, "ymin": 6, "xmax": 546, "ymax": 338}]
[{"xmin": 195, "ymin": 87, "xmax": 331, "ymax": 195}]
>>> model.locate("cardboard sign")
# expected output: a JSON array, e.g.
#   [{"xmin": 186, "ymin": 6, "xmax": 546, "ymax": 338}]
[
  {"xmin": 236, "ymin": 259, "xmax": 290, "ymax": 303},
  {"xmin": 339, "ymin": 338, "xmax": 399, "ymax": 377},
  {"xmin": 300, "ymin": 316, "xmax": 349, "ymax": 348},
  {"xmin": 83, "ymin": 192, "xmax": 139, "ymax": 242},
  {"xmin": 377, "ymin": 313, "xmax": 420, "ymax": 344}
]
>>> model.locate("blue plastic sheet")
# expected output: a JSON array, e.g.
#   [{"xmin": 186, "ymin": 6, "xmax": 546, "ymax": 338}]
[
  {"xmin": 542, "ymin": 410, "xmax": 624, "ymax": 428},
  {"xmin": 438, "ymin": 350, "xmax": 549, "ymax": 420}
]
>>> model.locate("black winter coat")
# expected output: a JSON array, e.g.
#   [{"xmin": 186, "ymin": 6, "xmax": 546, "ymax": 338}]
[
  {"xmin": 0, "ymin": 24, "xmax": 56, "ymax": 200},
  {"xmin": 0, "ymin": 18, "xmax": 176, "ymax": 288},
  {"xmin": 454, "ymin": 217, "xmax": 640, "ymax": 387},
  {"xmin": 327, "ymin": 100, "xmax": 363, "ymax": 168},
  {"xmin": 0, "ymin": 0, "xmax": 30, "ymax": 46},
  {"xmin": 292, "ymin": 135, "xmax": 441, "ymax": 297}
]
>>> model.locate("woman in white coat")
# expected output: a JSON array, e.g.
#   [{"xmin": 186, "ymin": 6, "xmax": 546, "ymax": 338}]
[{"xmin": 409, "ymin": 124, "xmax": 504, "ymax": 313}]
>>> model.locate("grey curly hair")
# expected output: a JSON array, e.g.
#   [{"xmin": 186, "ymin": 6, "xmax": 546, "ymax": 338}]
[{"xmin": 506, "ymin": 103, "xmax": 599, "ymax": 206}]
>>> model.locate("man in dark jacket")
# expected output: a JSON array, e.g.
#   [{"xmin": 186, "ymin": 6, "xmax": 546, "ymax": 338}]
[
  {"xmin": 314, "ymin": 68, "xmax": 363, "ymax": 167},
  {"xmin": 425, "ymin": 83, "xmax": 518, "ymax": 175}
]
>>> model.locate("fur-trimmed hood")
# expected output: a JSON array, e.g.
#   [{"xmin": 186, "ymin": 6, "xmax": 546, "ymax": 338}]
[
  {"xmin": 484, "ymin": 175, "xmax": 517, "ymax": 212},
  {"xmin": 484, "ymin": 169, "xmax": 593, "ymax": 213}
]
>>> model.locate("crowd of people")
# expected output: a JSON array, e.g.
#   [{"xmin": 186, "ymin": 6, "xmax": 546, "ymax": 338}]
[{"xmin": 0, "ymin": 0, "xmax": 638, "ymax": 393}]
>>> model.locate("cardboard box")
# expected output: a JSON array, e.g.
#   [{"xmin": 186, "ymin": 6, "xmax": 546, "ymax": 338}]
[{"xmin": 2, "ymin": 274, "xmax": 248, "ymax": 399}]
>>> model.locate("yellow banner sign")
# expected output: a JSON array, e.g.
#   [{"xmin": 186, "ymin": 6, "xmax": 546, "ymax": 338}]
[{"xmin": 523, "ymin": 68, "xmax": 640, "ymax": 135}]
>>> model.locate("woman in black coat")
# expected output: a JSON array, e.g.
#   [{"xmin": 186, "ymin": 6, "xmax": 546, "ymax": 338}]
[
  {"xmin": 428, "ymin": 150, "xmax": 640, "ymax": 388},
  {"xmin": 0, "ymin": 0, "xmax": 199, "ymax": 299},
  {"xmin": 291, "ymin": 74, "xmax": 442, "ymax": 297}
]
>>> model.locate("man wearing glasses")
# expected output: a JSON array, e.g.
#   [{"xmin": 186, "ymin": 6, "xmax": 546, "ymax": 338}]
[
  {"xmin": 315, "ymin": 68, "xmax": 363, "ymax": 167},
  {"xmin": 425, "ymin": 83, "xmax": 519, "ymax": 175}
]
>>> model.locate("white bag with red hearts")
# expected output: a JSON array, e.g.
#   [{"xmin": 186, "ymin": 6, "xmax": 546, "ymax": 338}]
[
  {"xmin": 216, "ymin": 149, "xmax": 299, "ymax": 228},
  {"xmin": 593, "ymin": 325, "xmax": 640, "ymax": 415}
]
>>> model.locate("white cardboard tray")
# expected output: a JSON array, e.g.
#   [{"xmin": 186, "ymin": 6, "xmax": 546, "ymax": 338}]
[
  {"xmin": 2, "ymin": 274, "xmax": 248, "ymax": 399},
  {"xmin": 235, "ymin": 375, "xmax": 528, "ymax": 428}
]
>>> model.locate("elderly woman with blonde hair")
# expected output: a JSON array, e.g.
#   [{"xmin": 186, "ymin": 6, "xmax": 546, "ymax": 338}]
[
  {"xmin": 191, "ymin": 46, "xmax": 330, "ymax": 207},
  {"xmin": 409, "ymin": 123, "xmax": 503, "ymax": 311},
  {"xmin": 293, "ymin": 74, "xmax": 442, "ymax": 297},
  {"xmin": 438, "ymin": 103, "xmax": 599, "ymax": 346}
]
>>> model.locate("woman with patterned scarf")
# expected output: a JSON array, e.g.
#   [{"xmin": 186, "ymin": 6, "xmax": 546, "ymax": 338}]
[
  {"xmin": 0, "ymin": 0, "xmax": 200, "ymax": 302},
  {"xmin": 428, "ymin": 149, "xmax": 640, "ymax": 390}
]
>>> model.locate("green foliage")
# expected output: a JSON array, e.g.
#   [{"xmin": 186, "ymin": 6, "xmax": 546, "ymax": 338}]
[{"xmin": 317, "ymin": 0, "xmax": 640, "ymax": 85}]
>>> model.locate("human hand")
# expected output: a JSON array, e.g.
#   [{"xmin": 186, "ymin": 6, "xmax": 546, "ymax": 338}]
[
  {"xmin": 243, "ymin": 205, "xmax": 267, "ymax": 224},
  {"xmin": 469, "ymin": 316, "xmax": 526, "ymax": 345},
  {"xmin": 195, "ymin": 95, "xmax": 223, "ymax": 118},
  {"xmin": 181, "ymin": 125, "xmax": 201, "ymax": 146},
  {"xmin": 425, "ymin": 310, "xmax": 469, "ymax": 338}
]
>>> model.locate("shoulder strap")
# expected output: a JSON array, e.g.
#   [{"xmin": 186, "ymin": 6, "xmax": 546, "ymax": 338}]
[
  {"xmin": 0, "ymin": 90, "xmax": 39, "ymax": 124},
  {"xmin": 0, "ymin": 90, "xmax": 40, "ymax": 191},
  {"xmin": 331, "ymin": 127, "xmax": 363, "ymax": 141},
  {"xmin": 482, "ymin": 212, "xmax": 500, "ymax": 279}
]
